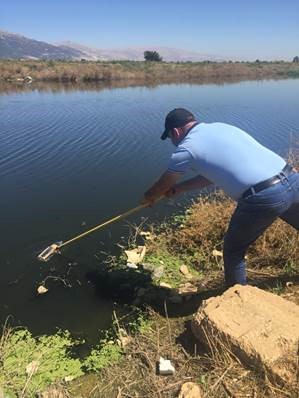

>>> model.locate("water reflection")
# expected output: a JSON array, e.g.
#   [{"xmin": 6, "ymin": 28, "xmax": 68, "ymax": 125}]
[{"xmin": 1, "ymin": 75, "xmax": 294, "ymax": 95}]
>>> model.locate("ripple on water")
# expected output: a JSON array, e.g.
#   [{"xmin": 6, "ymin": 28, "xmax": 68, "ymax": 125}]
[{"xmin": 0, "ymin": 80, "xmax": 299, "ymax": 337}]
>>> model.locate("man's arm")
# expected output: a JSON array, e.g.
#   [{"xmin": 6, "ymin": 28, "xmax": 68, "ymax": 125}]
[
  {"xmin": 141, "ymin": 171, "xmax": 182, "ymax": 206},
  {"xmin": 167, "ymin": 174, "xmax": 212, "ymax": 196},
  {"xmin": 173, "ymin": 175, "xmax": 213, "ymax": 194}
]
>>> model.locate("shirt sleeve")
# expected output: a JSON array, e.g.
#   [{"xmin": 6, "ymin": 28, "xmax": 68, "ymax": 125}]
[{"xmin": 167, "ymin": 148, "xmax": 194, "ymax": 174}]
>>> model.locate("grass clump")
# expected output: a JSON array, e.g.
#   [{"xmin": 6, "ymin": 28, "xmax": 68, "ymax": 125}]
[
  {"xmin": 145, "ymin": 249, "xmax": 202, "ymax": 287},
  {"xmin": 83, "ymin": 343, "xmax": 122, "ymax": 372},
  {"xmin": 0, "ymin": 327, "xmax": 83, "ymax": 397}
]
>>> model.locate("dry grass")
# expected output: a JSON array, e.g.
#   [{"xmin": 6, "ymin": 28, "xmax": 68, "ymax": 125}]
[
  {"xmin": 1, "ymin": 59, "xmax": 299, "ymax": 84},
  {"xmin": 70, "ymin": 306, "xmax": 299, "ymax": 398},
  {"xmin": 146, "ymin": 186, "xmax": 299, "ymax": 283}
]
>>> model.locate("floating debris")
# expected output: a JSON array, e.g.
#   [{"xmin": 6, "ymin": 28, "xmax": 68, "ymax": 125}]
[{"xmin": 37, "ymin": 285, "xmax": 48, "ymax": 295}]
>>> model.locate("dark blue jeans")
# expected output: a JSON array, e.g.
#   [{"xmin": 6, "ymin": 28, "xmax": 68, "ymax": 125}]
[{"xmin": 223, "ymin": 171, "xmax": 299, "ymax": 286}]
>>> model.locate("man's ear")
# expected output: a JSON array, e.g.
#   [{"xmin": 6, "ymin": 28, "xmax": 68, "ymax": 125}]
[{"xmin": 172, "ymin": 127, "xmax": 180, "ymax": 138}]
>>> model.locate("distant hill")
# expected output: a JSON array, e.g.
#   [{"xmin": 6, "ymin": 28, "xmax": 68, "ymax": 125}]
[
  {"xmin": 0, "ymin": 30, "xmax": 224, "ymax": 62},
  {"xmin": 59, "ymin": 41, "xmax": 225, "ymax": 62},
  {"xmin": 0, "ymin": 31, "xmax": 84, "ymax": 60}
]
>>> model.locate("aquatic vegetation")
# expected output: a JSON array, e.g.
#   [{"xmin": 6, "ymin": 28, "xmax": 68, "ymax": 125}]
[{"xmin": 0, "ymin": 328, "xmax": 83, "ymax": 397}]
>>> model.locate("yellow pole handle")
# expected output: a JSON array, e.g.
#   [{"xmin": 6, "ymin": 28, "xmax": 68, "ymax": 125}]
[{"xmin": 59, "ymin": 203, "xmax": 148, "ymax": 249}]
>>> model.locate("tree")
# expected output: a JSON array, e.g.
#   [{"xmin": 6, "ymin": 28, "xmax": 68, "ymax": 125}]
[
  {"xmin": 144, "ymin": 51, "xmax": 163, "ymax": 62},
  {"xmin": 293, "ymin": 56, "xmax": 299, "ymax": 63}
]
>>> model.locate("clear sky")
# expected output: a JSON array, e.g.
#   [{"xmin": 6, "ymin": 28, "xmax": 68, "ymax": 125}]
[{"xmin": 1, "ymin": 0, "xmax": 298, "ymax": 60}]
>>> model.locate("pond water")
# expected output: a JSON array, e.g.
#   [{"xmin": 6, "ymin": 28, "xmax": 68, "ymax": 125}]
[{"xmin": 1, "ymin": 78, "xmax": 299, "ymax": 342}]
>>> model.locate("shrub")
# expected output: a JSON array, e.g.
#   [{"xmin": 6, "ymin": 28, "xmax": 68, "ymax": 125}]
[{"xmin": 144, "ymin": 51, "xmax": 163, "ymax": 62}]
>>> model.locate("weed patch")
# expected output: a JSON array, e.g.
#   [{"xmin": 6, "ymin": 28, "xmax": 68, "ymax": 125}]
[
  {"xmin": 0, "ymin": 328, "xmax": 83, "ymax": 397},
  {"xmin": 83, "ymin": 343, "xmax": 122, "ymax": 372}
]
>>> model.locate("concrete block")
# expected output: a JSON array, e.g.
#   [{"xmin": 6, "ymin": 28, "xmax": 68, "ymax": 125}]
[
  {"xmin": 158, "ymin": 356, "xmax": 175, "ymax": 375},
  {"xmin": 191, "ymin": 284, "xmax": 299, "ymax": 383}
]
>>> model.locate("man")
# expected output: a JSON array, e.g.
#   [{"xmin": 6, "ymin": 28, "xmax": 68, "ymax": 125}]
[{"xmin": 141, "ymin": 108, "xmax": 299, "ymax": 287}]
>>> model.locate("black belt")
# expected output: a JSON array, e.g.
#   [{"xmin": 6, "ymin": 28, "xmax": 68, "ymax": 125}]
[{"xmin": 242, "ymin": 164, "xmax": 295, "ymax": 199}]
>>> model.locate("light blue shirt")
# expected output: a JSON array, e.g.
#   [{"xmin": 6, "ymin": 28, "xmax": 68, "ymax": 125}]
[{"xmin": 167, "ymin": 123, "xmax": 286, "ymax": 200}]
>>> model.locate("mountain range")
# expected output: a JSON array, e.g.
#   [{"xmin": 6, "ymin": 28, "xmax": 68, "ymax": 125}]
[{"xmin": 0, "ymin": 30, "xmax": 224, "ymax": 62}]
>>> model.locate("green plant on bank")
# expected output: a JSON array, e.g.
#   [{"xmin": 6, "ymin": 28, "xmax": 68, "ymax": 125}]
[
  {"xmin": 283, "ymin": 261, "xmax": 297, "ymax": 275},
  {"xmin": 0, "ymin": 329, "xmax": 83, "ymax": 397},
  {"xmin": 144, "ymin": 248, "xmax": 202, "ymax": 287},
  {"xmin": 126, "ymin": 311, "xmax": 153, "ymax": 335},
  {"xmin": 82, "ymin": 309, "xmax": 153, "ymax": 372},
  {"xmin": 269, "ymin": 281, "xmax": 284, "ymax": 296},
  {"xmin": 83, "ymin": 341, "xmax": 122, "ymax": 372},
  {"xmin": 0, "ymin": 305, "xmax": 156, "ymax": 396}
]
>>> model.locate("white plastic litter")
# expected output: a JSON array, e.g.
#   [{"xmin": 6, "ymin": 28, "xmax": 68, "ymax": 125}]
[
  {"xmin": 158, "ymin": 356, "xmax": 175, "ymax": 375},
  {"xmin": 126, "ymin": 263, "xmax": 138, "ymax": 269},
  {"xmin": 37, "ymin": 285, "xmax": 48, "ymax": 295},
  {"xmin": 124, "ymin": 246, "xmax": 146, "ymax": 265}
]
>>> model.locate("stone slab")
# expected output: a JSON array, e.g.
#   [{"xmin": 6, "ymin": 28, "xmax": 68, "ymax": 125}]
[
  {"xmin": 178, "ymin": 382, "xmax": 203, "ymax": 398},
  {"xmin": 191, "ymin": 284, "xmax": 299, "ymax": 383}
]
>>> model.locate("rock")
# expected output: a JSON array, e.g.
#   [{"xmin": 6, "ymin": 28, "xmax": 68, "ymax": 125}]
[
  {"xmin": 158, "ymin": 356, "xmax": 175, "ymax": 375},
  {"xmin": 124, "ymin": 246, "xmax": 146, "ymax": 264},
  {"xmin": 153, "ymin": 265, "xmax": 164, "ymax": 279},
  {"xmin": 117, "ymin": 335, "xmax": 132, "ymax": 348},
  {"xmin": 117, "ymin": 328, "xmax": 131, "ymax": 348},
  {"xmin": 39, "ymin": 386, "xmax": 66, "ymax": 398},
  {"xmin": 212, "ymin": 249, "xmax": 223, "ymax": 257},
  {"xmin": 179, "ymin": 265, "xmax": 190, "ymax": 275},
  {"xmin": 159, "ymin": 282, "xmax": 172, "ymax": 289},
  {"xmin": 177, "ymin": 283, "xmax": 198, "ymax": 296},
  {"xmin": 141, "ymin": 262, "xmax": 155, "ymax": 272},
  {"xmin": 178, "ymin": 382, "xmax": 203, "ymax": 398},
  {"xmin": 191, "ymin": 285, "xmax": 299, "ymax": 383}
]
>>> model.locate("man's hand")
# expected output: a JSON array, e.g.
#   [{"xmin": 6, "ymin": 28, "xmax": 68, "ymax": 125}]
[
  {"xmin": 165, "ymin": 186, "xmax": 179, "ymax": 198},
  {"xmin": 140, "ymin": 194, "xmax": 158, "ymax": 207},
  {"xmin": 141, "ymin": 171, "xmax": 182, "ymax": 207}
]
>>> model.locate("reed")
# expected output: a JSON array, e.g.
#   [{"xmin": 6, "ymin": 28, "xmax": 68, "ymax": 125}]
[{"xmin": 1, "ymin": 59, "xmax": 299, "ymax": 84}]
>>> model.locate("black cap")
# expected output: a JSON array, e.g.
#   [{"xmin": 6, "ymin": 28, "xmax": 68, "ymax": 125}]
[{"xmin": 161, "ymin": 108, "xmax": 196, "ymax": 140}]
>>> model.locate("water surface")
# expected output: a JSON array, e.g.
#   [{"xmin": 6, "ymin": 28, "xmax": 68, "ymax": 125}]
[{"xmin": 1, "ymin": 79, "xmax": 299, "ymax": 341}]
